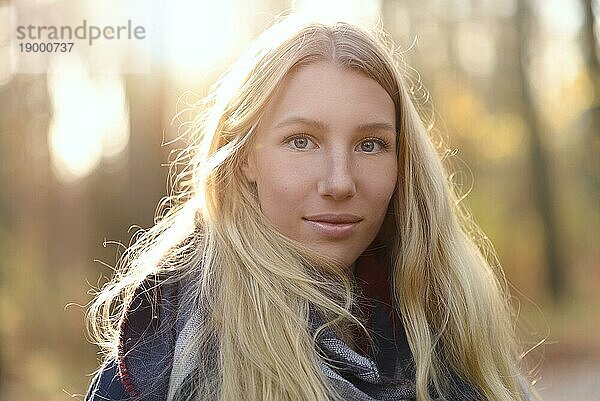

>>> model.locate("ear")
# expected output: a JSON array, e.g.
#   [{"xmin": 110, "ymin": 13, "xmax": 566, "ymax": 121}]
[{"xmin": 241, "ymin": 155, "xmax": 257, "ymax": 183}]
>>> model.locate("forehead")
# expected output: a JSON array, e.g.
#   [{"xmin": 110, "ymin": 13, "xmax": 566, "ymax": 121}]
[{"xmin": 260, "ymin": 62, "xmax": 396, "ymax": 130}]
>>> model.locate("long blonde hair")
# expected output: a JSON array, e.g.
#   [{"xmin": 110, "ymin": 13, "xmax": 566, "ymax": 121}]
[{"xmin": 88, "ymin": 17, "xmax": 532, "ymax": 401}]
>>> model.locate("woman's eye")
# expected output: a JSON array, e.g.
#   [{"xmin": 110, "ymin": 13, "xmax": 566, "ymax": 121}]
[
  {"xmin": 356, "ymin": 138, "xmax": 388, "ymax": 153},
  {"xmin": 287, "ymin": 135, "xmax": 317, "ymax": 150}
]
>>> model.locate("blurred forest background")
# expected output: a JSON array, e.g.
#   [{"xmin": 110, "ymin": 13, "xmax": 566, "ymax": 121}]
[{"xmin": 0, "ymin": 0, "xmax": 598, "ymax": 400}]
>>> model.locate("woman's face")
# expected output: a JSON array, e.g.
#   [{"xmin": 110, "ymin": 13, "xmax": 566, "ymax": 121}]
[{"xmin": 243, "ymin": 62, "xmax": 398, "ymax": 269}]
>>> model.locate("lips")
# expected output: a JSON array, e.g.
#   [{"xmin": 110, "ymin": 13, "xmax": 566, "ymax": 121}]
[
  {"xmin": 303, "ymin": 213, "xmax": 363, "ymax": 224},
  {"xmin": 303, "ymin": 213, "xmax": 363, "ymax": 238}
]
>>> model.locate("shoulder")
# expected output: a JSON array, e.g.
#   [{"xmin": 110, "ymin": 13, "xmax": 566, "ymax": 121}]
[
  {"xmin": 85, "ymin": 358, "xmax": 129, "ymax": 401},
  {"xmin": 86, "ymin": 273, "xmax": 187, "ymax": 400}
]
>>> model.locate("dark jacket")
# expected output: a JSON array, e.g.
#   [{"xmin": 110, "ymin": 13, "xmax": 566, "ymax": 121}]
[
  {"xmin": 86, "ymin": 272, "xmax": 183, "ymax": 401},
  {"xmin": 85, "ymin": 252, "xmax": 482, "ymax": 401}
]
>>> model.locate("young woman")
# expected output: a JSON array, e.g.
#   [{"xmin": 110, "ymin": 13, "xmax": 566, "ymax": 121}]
[{"xmin": 85, "ymin": 17, "xmax": 537, "ymax": 401}]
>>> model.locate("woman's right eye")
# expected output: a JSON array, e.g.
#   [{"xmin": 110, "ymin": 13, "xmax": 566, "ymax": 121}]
[{"xmin": 286, "ymin": 135, "xmax": 317, "ymax": 150}]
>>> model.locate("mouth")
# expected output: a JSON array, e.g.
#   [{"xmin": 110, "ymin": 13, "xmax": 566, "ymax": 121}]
[
  {"xmin": 303, "ymin": 213, "xmax": 363, "ymax": 238},
  {"xmin": 303, "ymin": 213, "xmax": 363, "ymax": 224}
]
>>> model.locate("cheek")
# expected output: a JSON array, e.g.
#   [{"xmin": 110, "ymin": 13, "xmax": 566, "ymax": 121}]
[
  {"xmin": 254, "ymin": 159, "xmax": 313, "ymax": 223},
  {"xmin": 361, "ymin": 161, "xmax": 397, "ymax": 205},
  {"xmin": 381, "ymin": 171, "xmax": 398, "ymax": 201}
]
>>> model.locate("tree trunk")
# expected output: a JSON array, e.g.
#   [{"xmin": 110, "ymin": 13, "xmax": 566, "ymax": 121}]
[{"xmin": 516, "ymin": 0, "xmax": 566, "ymax": 302}]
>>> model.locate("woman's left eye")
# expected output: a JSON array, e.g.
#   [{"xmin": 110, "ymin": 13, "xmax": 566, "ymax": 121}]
[{"xmin": 356, "ymin": 138, "xmax": 389, "ymax": 153}]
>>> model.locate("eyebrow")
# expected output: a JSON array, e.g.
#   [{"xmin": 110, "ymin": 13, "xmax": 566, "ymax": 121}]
[{"xmin": 274, "ymin": 117, "xmax": 396, "ymax": 135}]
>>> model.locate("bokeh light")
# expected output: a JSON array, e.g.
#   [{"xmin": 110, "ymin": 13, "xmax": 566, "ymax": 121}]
[
  {"xmin": 0, "ymin": 4, "xmax": 16, "ymax": 87},
  {"xmin": 292, "ymin": 0, "xmax": 381, "ymax": 25},
  {"xmin": 47, "ymin": 54, "xmax": 129, "ymax": 183}
]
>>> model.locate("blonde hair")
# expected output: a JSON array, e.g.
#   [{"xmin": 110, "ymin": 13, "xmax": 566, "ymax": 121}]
[{"xmin": 88, "ymin": 17, "xmax": 533, "ymax": 401}]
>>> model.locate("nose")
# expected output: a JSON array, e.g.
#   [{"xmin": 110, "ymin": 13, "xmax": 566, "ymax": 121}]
[{"xmin": 317, "ymin": 150, "xmax": 357, "ymax": 200}]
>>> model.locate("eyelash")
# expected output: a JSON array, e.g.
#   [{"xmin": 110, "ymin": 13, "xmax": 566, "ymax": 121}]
[
  {"xmin": 284, "ymin": 134, "xmax": 392, "ymax": 152},
  {"xmin": 363, "ymin": 136, "xmax": 391, "ymax": 152}
]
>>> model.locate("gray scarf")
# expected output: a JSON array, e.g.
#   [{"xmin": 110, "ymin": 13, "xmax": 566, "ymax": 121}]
[{"xmin": 168, "ymin": 301, "xmax": 481, "ymax": 401}]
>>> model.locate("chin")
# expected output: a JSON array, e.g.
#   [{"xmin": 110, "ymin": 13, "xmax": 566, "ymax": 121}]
[
  {"xmin": 324, "ymin": 250, "xmax": 359, "ymax": 270},
  {"xmin": 306, "ymin": 241, "xmax": 363, "ymax": 270}
]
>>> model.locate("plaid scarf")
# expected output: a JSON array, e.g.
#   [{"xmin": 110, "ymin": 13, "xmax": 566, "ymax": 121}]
[
  {"xmin": 115, "ymin": 249, "xmax": 483, "ymax": 400},
  {"xmin": 168, "ymin": 249, "xmax": 482, "ymax": 401}
]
